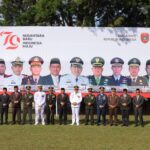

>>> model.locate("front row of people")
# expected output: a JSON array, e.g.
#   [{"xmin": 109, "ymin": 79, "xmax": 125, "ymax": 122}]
[{"xmin": 0, "ymin": 86, "xmax": 145, "ymax": 127}]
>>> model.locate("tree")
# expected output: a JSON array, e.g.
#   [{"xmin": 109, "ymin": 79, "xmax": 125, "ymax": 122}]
[{"xmin": 0, "ymin": 0, "xmax": 150, "ymax": 26}]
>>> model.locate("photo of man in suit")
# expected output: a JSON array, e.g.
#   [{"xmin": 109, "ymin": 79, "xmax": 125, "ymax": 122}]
[
  {"xmin": 0, "ymin": 58, "xmax": 11, "ymax": 86},
  {"xmin": 144, "ymin": 59, "xmax": 150, "ymax": 86},
  {"xmin": 42, "ymin": 58, "xmax": 61, "ymax": 87},
  {"xmin": 128, "ymin": 58, "xmax": 148, "ymax": 86},
  {"xmin": 88, "ymin": 57, "xmax": 110, "ymax": 86},
  {"xmin": 21, "ymin": 56, "xmax": 45, "ymax": 85}
]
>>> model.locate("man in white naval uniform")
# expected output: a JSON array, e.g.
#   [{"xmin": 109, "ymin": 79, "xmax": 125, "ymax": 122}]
[
  {"xmin": 4, "ymin": 57, "xmax": 26, "ymax": 86},
  {"xmin": 34, "ymin": 86, "xmax": 46, "ymax": 125},
  {"xmin": 70, "ymin": 86, "xmax": 82, "ymax": 126},
  {"xmin": 59, "ymin": 57, "xmax": 89, "ymax": 89}
]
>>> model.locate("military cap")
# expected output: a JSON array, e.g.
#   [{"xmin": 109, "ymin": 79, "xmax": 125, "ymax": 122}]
[
  {"xmin": 99, "ymin": 87, "xmax": 105, "ymax": 90},
  {"xmin": 146, "ymin": 60, "xmax": 150, "ymax": 67},
  {"xmin": 128, "ymin": 58, "xmax": 141, "ymax": 66},
  {"xmin": 26, "ymin": 86, "xmax": 31, "ymax": 90},
  {"xmin": 123, "ymin": 88, "xmax": 127, "ymax": 92},
  {"xmin": 11, "ymin": 57, "xmax": 24, "ymax": 66},
  {"xmin": 38, "ymin": 85, "xmax": 43, "ymax": 89},
  {"xmin": 87, "ymin": 86, "xmax": 93, "ymax": 90},
  {"xmin": 111, "ymin": 87, "xmax": 116, "ymax": 91},
  {"xmin": 29, "ymin": 56, "xmax": 44, "ymax": 66},
  {"xmin": 0, "ymin": 58, "xmax": 5, "ymax": 64},
  {"xmin": 91, "ymin": 57, "xmax": 105, "ymax": 67},
  {"xmin": 111, "ymin": 57, "xmax": 124, "ymax": 66},
  {"xmin": 48, "ymin": 86, "xmax": 54, "ymax": 90},
  {"xmin": 70, "ymin": 57, "xmax": 83, "ymax": 67},
  {"xmin": 74, "ymin": 85, "xmax": 79, "ymax": 89},
  {"xmin": 50, "ymin": 58, "xmax": 60, "ymax": 65},
  {"xmin": 3, "ymin": 87, "xmax": 7, "ymax": 90}
]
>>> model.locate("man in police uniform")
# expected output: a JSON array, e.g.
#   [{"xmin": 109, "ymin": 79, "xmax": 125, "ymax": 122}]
[
  {"xmin": 128, "ymin": 58, "xmax": 148, "ymax": 86},
  {"xmin": 108, "ymin": 57, "xmax": 131, "ymax": 86},
  {"xmin": 42, "ymin": 58, "xmax": 61, "ymax": 87},
  {"xmin": 59, "ymin": 57, "xmax": 89, "ymax": 89},
  {"xmin": 144, "ymin": 59, "xmax": 150, "ymax": 86},
  {"xmin": 22, "ymin": 56, "xmax": 45, "ymax": 85},
  {"xmin": 108, "ymin": 88, "xmax": 119, "ymax": 126},
  {"xmin": 4, "ymin": 57, "xmax": 26, "ymax": 86},
  {"xmin": 22, "ymin": 86, "xmax": 34, "ymax": 124},
  {"xmin": 0, "ymin": 87, "xmax": 10, "ymax": 124},
  {"xmin": 120, "ymin": 89, "xmax": 131, "ymax": 126},
  {"xmin": 70, "ymin": 85, "xmax": 82, "ymax": 126},
  {"xmin": 84, "ymin": 87, "xmax": 95, "ymax": 125},
  {"xmin": 0, "ymin": 59, "xmax": 11, "ymax": 86},
  {"xmin": 96, "ymin": 87, "xmax": 108, "ymax": 126},
  {"xmin": 133, "ymin": 89, "xmax": 145, "ymax": 127},
  {"xmin": 88, "ymin": 57, "xmax": 110, "ymax": 86},
  {"xmin": 11, "ymin": 86, "xmax": 22, "ymax": 125},
  {"xmin": 45, "ymin": 87, "xmax": 56, "ymax": 125},
  {"xmin": 34, "ymin": 85, "xmax": 46, "ymax": 125},
  {"xmin": 57, "ymin": 88, "xmax": 69, "ymax": 125}
]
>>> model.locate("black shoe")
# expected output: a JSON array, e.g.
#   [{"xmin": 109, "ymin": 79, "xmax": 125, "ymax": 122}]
[
  {"xmin": 110, "ymin": 124, "xmax": 113, "ymax": 126},
  {"xmin": 97, "ymin": 123, "xmax": 100, "ymax": 126},
  {"xmin": 85, "ymin": 123, "xmax": 88, "ymax": 125},
  {"xmin": 141, "ymin": 124, "xmax": 144, "ymax": 127},
  {"xmin": 134, "ymin": 124, "xmax": 138, "ymax": 127},
  {"xmin": 115, "ymin": 124, "xmax": 118, "ymax": 126}
]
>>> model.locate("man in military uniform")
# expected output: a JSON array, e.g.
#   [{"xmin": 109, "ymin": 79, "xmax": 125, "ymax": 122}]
[
  {"xmin": 108, "ymin": 88, "xmax": 119, "ymax": 126},
  {"xmin": 22, "ymin": 86, "xmax": 34, "ymax": 124},
  {"xmin": 59, "ymin": 57, "xmax": 89, "ymax": 89},
  {"xmin": 34, "ymin": 85, "xmax": 46, "ymax": 125},
  {"xmin": 144, "ymin": 59, "xmax": 150, "ymax": 86},
  {"xmin": 0, "ymin": 87, "xmax": 10, "ymax": 124},
  {"xmin": 4, "ymin": 57, "xmax": 26, "ymax": 86},
  {"xmin": 84, "ymin": 87, "xmax": 95, "ymax": 125},
  {"xmin": 133, "ymin": 89, "xmax": 145, "ymax": 127},
  {"xmin": 108, "ymin": 57, "xmax": 131, "ymax": 86},
  {"xmin": 96, "ymin": 87, "xmax": 108, "ymax": 126},
  {"xmin": 57, "ymin": 88, "xmax": 69, "ymax": 125},
  {"xmin": 11, "ymin": 86, "xmax": 22, "ymax": 125},
  {"xmin": 70, "ymin": 85, "xmax": 82, "ymax": 126},
  {"xmin": 128, "ymin": 58, "xmax": 148, "ymax": 86},
  {"xmin": 120, "ymin": 89, "xmax": 131, "ymax": 126},
  {"xmin": 88, "ymin": 57, "xmax": 110, "ymax": 86},
  {"xmin": 45, "ymin": 87, "xmax": 56, "ymax": 125},
  {"xmin": 42, "ymin": 58, "xmax": 61, "ymax": 87},
  {"xmin": 0, "ymin": 59, "xmax": 11, "ymax": 86},
  {"xmin": 22, "ymin": 56, "xmax": 45, "ymax": 85}
]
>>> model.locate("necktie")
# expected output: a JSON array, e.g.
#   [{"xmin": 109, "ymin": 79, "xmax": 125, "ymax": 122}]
[
  {"xmin": 133, "ymin": 78, "xmax": 136, "ymax": 83},
  {"xmin": 34, "ymin": 78, "xmax": 37, "ymax": 84},
  {"xmin": 95, "ymin": 77, "xmax": 100, "ymax": 85},
  {"xmin": 75, "ymin": 77, "xmax": 78, "ymax": 83},
  {"xmin": 115, "ymin": 79, "xmax": 119, "ymax": 86}
]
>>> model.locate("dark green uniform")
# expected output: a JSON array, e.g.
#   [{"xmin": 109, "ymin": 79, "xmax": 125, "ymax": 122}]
[
  {"xmin": 22, "ymin": 93, "xmax": 34, "ymax": 124},
  {"xmin": 120, "ymin": 94, "xmax": 131, "ymax": 126},
  {"xmin": 84, "ymin": 93, "xmax": 95, "ymax": 125},
  {"xmin": 45, "ymin": 93, "xmax": 56, "ymax": 124},
  {"xmin": 133, "ymin": 95, "xmax": 144, "ymax": 126}
]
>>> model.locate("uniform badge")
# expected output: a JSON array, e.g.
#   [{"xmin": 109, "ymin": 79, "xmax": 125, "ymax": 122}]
[
  {"xmin": 76, "ymin": 58, "xmax": 80, "ymax": 63},
  {"xmin": 96, "ymin": 58, "xmax": 100, "ymax": 63}
]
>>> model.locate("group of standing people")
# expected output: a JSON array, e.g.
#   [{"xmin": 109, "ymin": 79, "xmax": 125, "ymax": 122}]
[{"xmin": 0, "ymin": 85, "xmax": 145, "ymax": 127}]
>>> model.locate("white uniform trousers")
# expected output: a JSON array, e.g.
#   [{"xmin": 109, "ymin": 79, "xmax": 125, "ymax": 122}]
[
  {"xmin": 35, "ymin": 105, "xmax": 45, "ymax": 125},
  {"xmin": 71, "ymin": 107, "xmax": 80, "ymax": 125}
]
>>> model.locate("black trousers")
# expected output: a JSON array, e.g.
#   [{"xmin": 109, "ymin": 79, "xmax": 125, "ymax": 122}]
[
  {"xmin": 134, "ymin": 108, "xmax": 143, "ymax": 125},
  {"xmin": 0, "ymin": 107, "xmax": 9, "ymax": 124},
  {"xmin": 97, "ymin": 107, "xmax": 106, "ymax": 125},
  {"xmin": 23, "ymin": 107, "xmax": 32, "ymax": 124},
  {"xmin": 121, "ymin": 108, "xmax": 130, "ymax": 125},
  {"xmin": 45, "ymin": 108, "xmax": 55, "ymax": 124},
  {"xmin": 12, "ymin": 107, "xmax": 21, "ymax": 124},
  {"xmin": 85, "ymin": 107, "xmax": 94, "ymax": 124},
  {"xmin": 59, "ymin": 107, "xmax": 67, "ymax": 124}
]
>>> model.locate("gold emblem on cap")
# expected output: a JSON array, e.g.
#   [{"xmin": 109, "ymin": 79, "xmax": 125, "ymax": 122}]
[
  {"xmin": 96, "ymin": 58, "xmax": 100, "ymax": 63},
  {"xmin": 76, "ymin": 58, "xmax": 80, "ymax": 63},
  {"xmin": 34, "ymin": 57, "xmax": 40, "ymax": 62},
  {"xmin": 15, "ymin": 57, "xmax": 21, "ymax": 62},
  {"xmin": 115, "ymin": 58, "xmax": 119, "ymax": 63},
  {"xmin": 133, "ymin": 59, "xmax": 137, "ymax": 63}
]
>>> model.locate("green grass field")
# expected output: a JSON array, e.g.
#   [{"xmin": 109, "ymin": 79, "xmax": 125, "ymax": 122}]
[{"xmin": 0, "ymin": 115, "xmax": 150, "ymax": 150}]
